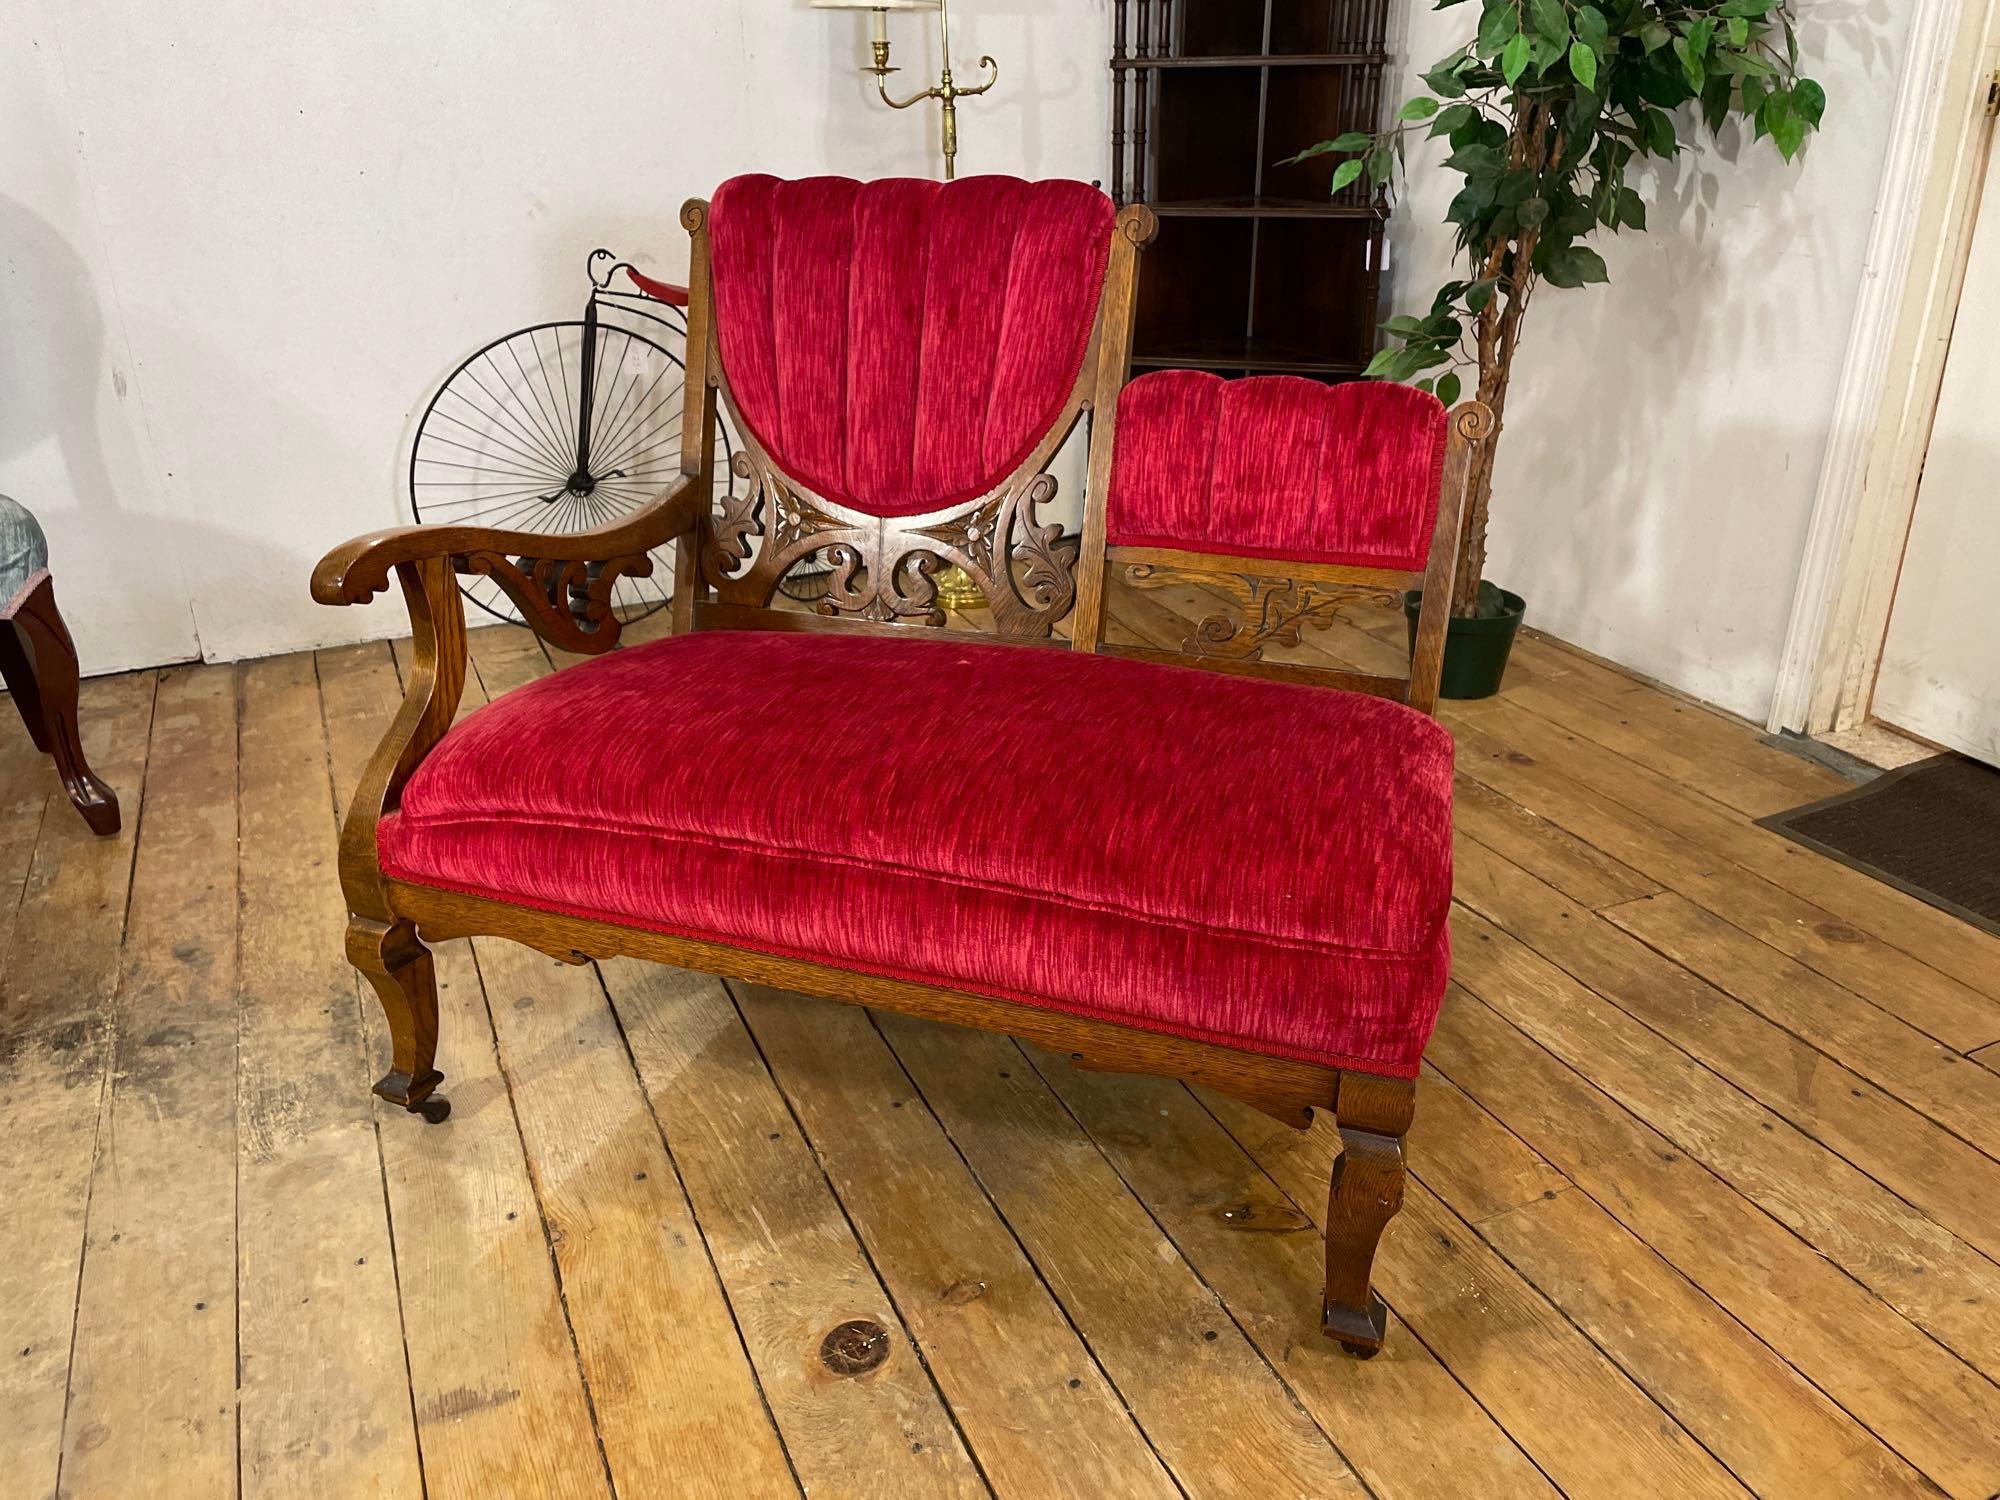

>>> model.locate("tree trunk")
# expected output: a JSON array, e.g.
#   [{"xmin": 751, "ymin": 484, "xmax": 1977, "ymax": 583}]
[{"xmin": 1450, "ymin": 329, "xmax": 1517, "ymax": 617}]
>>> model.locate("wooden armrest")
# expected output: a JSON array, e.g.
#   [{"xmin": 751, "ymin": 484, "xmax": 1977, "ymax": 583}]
[{"xmin": 310, "ymin": 477, "xmax": 703, "ymax": 608}]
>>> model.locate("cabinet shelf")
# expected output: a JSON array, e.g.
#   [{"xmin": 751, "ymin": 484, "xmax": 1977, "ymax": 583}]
[
  {"xmin": 1110, "ymin": 52, "xmax": 1388, "ymax": 69},
  {"xmin": 1149, "ymin": 195, "xmax": 1383, "ymax": 220},
  {"xmin": 1112, "ymin": 0, "xmax": 1390, "ymax": 381},
  {"xmin": 1131, "ymin": 339, "xmax": 1369, "ymax": 376}
]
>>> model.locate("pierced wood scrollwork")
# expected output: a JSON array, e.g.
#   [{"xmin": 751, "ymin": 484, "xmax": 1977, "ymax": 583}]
[
  {"xmin": 1124, "ymin": 564, "xmax": 1403, "ymax": 662},
  {"xmin": 455, "ymin": 550, "xmax": 655, "ymax": 654},
  {"xmin": 700, "ymin": 452, "xmax": 1079, "ymax": 637}
]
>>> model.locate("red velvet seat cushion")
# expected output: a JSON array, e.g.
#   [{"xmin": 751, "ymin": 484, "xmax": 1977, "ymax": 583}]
[{"xmin": 380, "ymin": 633, "xmax": 1454, "ymax": 1077}]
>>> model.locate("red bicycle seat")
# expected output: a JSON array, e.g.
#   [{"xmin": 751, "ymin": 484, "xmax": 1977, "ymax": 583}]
[{"xmin": 622, "ymin": 267, "xmax": 690, "ymax": 307}]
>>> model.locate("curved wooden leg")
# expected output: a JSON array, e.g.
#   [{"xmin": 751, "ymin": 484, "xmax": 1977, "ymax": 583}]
[
  {"xmin": 1322, "ymin": 1071, "xmax": 1414, "ymax": 1358},
  {"xmin": 347, "ymin": 917, "xmax": 449, "ymax": 1122},
  {"xmin": 0, "ymin": 621, "xmax": 52, "ymax": 752},
  {"xmin": 6, "ymin": 574, "xmax": 119, "ymax": 835}
]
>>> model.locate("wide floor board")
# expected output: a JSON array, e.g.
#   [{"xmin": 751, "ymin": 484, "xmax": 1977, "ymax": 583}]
[{"xmin": 3, "ymin": 593, "xmax": 1996, "ymax": 1499}]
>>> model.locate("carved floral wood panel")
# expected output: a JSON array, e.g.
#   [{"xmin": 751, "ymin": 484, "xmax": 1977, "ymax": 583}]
[
  {"xmin": 1123, "ymin": 563, "xmax": 1404, "ymax": 662},
  {"xmin": 700, "ymin": 448, "xmax": 1081, "ymax": 637}
]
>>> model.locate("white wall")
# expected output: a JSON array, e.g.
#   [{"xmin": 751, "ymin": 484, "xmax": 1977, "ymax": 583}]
[
  {"xmin": 7, "ymin": 0, "xmax": 1912, "ymax": 723},
  {"xmin": 5, "ymin": 0, "xmax": 1110, "ymax": 674},
  {"xmin": 1381, "ymin": 1, "xmax": 1912, "ymax": 720}
]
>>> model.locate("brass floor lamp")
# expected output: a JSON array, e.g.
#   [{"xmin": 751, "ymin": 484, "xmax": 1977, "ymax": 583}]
[
  {"xmin": 816, "ymin": 0, "xmax": 999, "ymax": 182},
  {"xmin": 817, "ymin": 0, "xmax": 1001, "ymax": 611}
]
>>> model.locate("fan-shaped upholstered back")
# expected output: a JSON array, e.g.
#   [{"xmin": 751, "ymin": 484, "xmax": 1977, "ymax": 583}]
[
  {"xmin": 1107, "ymin": 372, "xmax": 1450, "ymax": 572},
  {"xmin": 707, "ymin": 175, "xmax": 1117, "ymax": 518}
]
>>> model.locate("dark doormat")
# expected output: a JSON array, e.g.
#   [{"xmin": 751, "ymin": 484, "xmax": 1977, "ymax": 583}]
[{"xmin": 1758, "ymin": 754, "xmax": 2000, "ymax": 938}]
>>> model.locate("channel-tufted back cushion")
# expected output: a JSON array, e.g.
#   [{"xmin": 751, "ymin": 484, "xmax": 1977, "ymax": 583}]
[
  {"xmin": 708, "ymin": 174, "xmax": 1116, "ymax": 518},
  {"xmin": 1108, "ymin": 371, "xmax": 1449, "ymax": 571}
]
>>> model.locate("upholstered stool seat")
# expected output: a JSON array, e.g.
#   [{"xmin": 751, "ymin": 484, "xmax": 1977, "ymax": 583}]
[
  {"xmin": 379, "ymin": 630, "xmax": 1454, "ymax": 1077},
  {"xmin": 0, "ymin": 493, "xmax": 49, "ymax": 606}
]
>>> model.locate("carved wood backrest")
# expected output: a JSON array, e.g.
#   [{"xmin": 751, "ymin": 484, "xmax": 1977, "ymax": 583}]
[
  {"xmin": 671, "ymin": 178, "xmax": 1156, "ymax": 640},
  {"xmin": 1072, "ymin": 370, "xmax": 1492, "ymax": 718}
]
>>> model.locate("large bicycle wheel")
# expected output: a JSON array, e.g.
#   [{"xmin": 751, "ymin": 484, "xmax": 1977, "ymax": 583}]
[{"xmin": 409, "ymin": 318, "xmax": 723, "ymax": 624}]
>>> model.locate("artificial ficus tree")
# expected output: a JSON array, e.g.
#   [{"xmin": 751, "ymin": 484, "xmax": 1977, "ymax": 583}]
[{"xmin": 1300, "ymin": 0, "xmax": 1824, "ymax": 616}]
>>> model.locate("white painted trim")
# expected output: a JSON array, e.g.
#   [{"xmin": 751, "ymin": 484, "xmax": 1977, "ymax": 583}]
[{"xmin": 1768, "ymin": 0, "xmax": 1997, "ymax": 733}]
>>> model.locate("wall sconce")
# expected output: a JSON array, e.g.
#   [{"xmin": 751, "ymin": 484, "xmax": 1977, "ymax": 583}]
[{"xmin": 814, "ymin": 0, "xmax": 999, "ymax": 181}]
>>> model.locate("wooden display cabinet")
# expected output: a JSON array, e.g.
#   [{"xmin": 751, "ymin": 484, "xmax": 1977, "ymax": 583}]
[{"xmin": 1110, "ymin": 0, "xmax": 1391, "ymax": 379}]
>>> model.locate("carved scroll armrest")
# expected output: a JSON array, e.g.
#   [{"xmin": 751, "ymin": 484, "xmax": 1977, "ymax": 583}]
[{"xmin": 311, "ymin": 478, "xmax": 702, "ymax": 654}]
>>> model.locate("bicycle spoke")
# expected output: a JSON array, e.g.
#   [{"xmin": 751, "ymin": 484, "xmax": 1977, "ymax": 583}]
[
  {"xmin": 507, "ymin": 335, "xmax": 576, "ymax": 478},
  {"xmin": 424, "ymin": 405, "xmax": 569, "ymax": 476},
  {"xmin": 462, "ymin": 364, "xmax": 573, "ymax": 472},
  {"xmin": 593, "ymin": 363, "xmax": 683, "ymax": 474},
  {"xmin": 487, "ymin": 348, "xmax": 572, "ymax": 472}
]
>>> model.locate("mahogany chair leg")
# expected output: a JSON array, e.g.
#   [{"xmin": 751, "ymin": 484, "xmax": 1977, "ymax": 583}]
[
  {"xmin": 1322, "ymin": 1070, "xmax": 1415, "ymax": 1357},
  {"xmin": 347, "ymin": 917, "xmax": 450, "ymax": 1122},
  {"xmin": 3, "ymin": 574, "xmax": 120, "ymax": 835},
  {"xmin": 0, "ymin": 624, "xmax": 50, "ymax": 752}
]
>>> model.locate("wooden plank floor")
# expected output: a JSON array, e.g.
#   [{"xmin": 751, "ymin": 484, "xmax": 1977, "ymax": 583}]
[{"xmin": 4, "ymin": 589, "xmax": 1999, "ymax": 1499}]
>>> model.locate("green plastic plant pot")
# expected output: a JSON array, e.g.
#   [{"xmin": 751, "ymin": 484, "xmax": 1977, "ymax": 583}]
[{"xmin": 1403, "ymin": 586, "xmax": 1526, "ymax": 701}]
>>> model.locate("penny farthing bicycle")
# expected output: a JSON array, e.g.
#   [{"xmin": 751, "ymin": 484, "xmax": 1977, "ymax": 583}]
[{"xmin": 408, "ymin": 251, "xmax": 735, "ymax": 625}]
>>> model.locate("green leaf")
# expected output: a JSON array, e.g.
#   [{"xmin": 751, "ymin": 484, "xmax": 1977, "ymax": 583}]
[
  {"xmin": 1616, "ymin": 186, "xmax": 1647, "ymax": 229},
  {"xmin": 1517, "ymin": 195, "xmax": 1551, "ymax": 228},
  {"xmin": 1639, "ymin": 19, "xmax": 1671, "ymax": 53},
  {"xmin": 1422, "ymin": 55, "xmax": 1471, "ymax": 98},
  {"xmin": 1528, "ymin": 0, "xmax": 1570, "ymax": 46},
  {"xmin": 1717, "ymin": 0, "xmax": 1776, "ymax": 15},
  {"xmin": 1444, "ymin": 142, "xmax": 1507, "ymax": 175},
  {"xmin": 1726, "ymin": 15, "xmax": 1749, "ymax": 47},
  {"xmin": 1770, "ymin": 99, "xmax": 1807, "ymax": 161},
  {"xmin": 1446, "ymin": 181, "xmax": 1495, "ymax": 226},
  {"xmin": 1477, "ymin": 3, "xmax": 1518, "ymax": 56},
  {"xmin": 1330, "ymin": 158, "xmax": 1366, "ymax": 194},
  {"xmin": 1430, "ymin": 102, "xmax": 1479, "ymax": 138},
  {"xmin": 1287, "ymin": 132, "xmax": 1374, "ymax": 163},
  {"xmin": 1465, "ymin": 279, "xmax": 1497, "ymax": 313},
  {"xmin": 1502, "ymin": 31, "xmax": 1533, "ymax": 85},
  {"xmin": 1436, "ymin": 371, "xmax": 1463, "ymax": 408},
  {"xmin": 1795, "ymin": 78, "xmax": 1827, "ymax": 127},
  {"xmin": 1740, "ymin": 73, "xmax": 1770, "ymax": 129},
  {"xmin": 1702, "ymin": 74, "xmax": 1733, "ymax": 133},
  {"xmin": 1574, "ymin": 6, "xmax": 1608, "ymax": 48},
  {"xmin": 1759, "ymin": 88, "xmax": 1792, "ymax": 144},
  {"xmin": 1569, "ymin": 40, "xmax": 1598, "ymax": 91},
  {"xmin": 1673, "ymin": 35, "xmax": 1705, "ymax": 92},
  {"xmin": 1713, "ymin": 49, "xmax": 1775, "ymax": 77},
  {"xmin": 1383, "ymin": 314, "xmax": 1429, "ymax": 336},
  {"xmin": 1542, "ymin": 244, "xmax": 1610, "ymax": 288},
  {"xmin": 1399, "ymin": 96, "xmax": 1442, "ymax": 121},
  {"xmin": 1641, "ymin": 107, "xmax": 1678, "ymax": 157}
]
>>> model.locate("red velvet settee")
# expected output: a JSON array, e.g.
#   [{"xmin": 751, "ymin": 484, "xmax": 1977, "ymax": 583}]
[{"xmin": 312, "ymin": 175, "xmax": 1488, "ymax": 1356}]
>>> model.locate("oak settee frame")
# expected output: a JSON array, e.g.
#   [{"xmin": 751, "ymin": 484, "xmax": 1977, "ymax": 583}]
[{"xmin": 312, "ymin": 193, "xmax": 1489, "ymax": 1355}]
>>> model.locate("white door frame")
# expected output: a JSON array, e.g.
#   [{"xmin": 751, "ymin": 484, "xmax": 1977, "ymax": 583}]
[{"xmin": 1769, "ymin": 0, "xmax": 2000, "ymax": 737}]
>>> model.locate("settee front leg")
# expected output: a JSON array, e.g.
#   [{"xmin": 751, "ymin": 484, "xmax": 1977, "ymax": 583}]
[
  {"xmin": 1322, "ymin": 1071, "xmax": 1415, "ymax": 1357},
  {"xmin": 348, "ymin": 917, "xmax": 449, "ymax": 1123}
]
